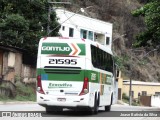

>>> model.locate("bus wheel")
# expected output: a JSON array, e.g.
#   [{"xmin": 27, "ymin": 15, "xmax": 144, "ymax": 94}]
[
  {"xmin": 88, "ymin": 94, "xmax": 99, "ymax": 115},
  {"xmin": 46, "ymin": 106, "xmax": 62, "ymax": 114},
  {"xmin": 105, "ymin": 105, "xmax": 111, "ymax": 112},
  {"xmin": 105, "ymin": 95, "xmax": 112, "ymax": 112},
  {"xmin": 93, "ymin": 94, "xmax": 99, "ymax": 114}
]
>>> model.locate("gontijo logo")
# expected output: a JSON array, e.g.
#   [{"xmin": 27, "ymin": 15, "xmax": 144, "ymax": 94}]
[
  {"xmin": 42, "ymin": 46, "xmax": 70, "ymax": 51},
  {"xmin": 41, "ymin": 43, "xmax": 85, "ymax": 56}
]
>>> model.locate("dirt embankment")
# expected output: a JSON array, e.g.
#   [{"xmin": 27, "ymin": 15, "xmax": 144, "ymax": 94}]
[{"xmin": 66, "ymin": 0, "xmax": 160, "ymax": 82}]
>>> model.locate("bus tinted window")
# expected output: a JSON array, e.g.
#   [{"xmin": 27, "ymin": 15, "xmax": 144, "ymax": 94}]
[{"xmin": 91, "ymin": 45, "xmax": 113, "ymax": 73}]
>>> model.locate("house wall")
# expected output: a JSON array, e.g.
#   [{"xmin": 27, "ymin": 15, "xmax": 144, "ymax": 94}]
[
  {"xmin": 0, "ymin": 50, "xmax": 3, "ymax": 77},
  {"xmin": 117, "ymin": 71, "xmax": 123, "ymax": 100},
  {"xmin": 56, "ymin": 9, "xmax": 113, "ymax": 48},
  {"xmin": 22, "ymin": 64, "xmax": 36, "ymax": 83},
  {"xmin": 60, "ymin": 24, "xmax": 80, "ymax": 38},
  {"xmin": 8, "ymin": 52, "xmax": 15, "ymax": 67},
  {"xmin": 151, "ymin": 95, "xmax": 160, "ymax": 107},
  {"xmin": 2, "ymin": 52, "xmax": 8, "ymax": 79},
  {"xmin": 2, "ymin": 52, "xmax": 15, "ymax": 82},
  {"xmin": 3, "ymin": 51, "xmax": 19, "ymax": 82},
  {"xmin": 0, "ymin": 49, "xmax": 36, "ymax": 83},
  {"xmin": 14, "ymin": 52, "xmax": 22, "ymax": 77},
  {"xmin": 123, "ymin": 84, "xmax": 160, "ymax": 99},
  {"xmin": 3, "ymin": 51, "xmax": 17, "ymax": 83}
]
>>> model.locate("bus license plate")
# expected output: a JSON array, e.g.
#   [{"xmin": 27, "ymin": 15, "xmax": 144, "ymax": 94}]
[{"xmin": 57, "ymin": 98, "xmax": 66, "ymax": 102}]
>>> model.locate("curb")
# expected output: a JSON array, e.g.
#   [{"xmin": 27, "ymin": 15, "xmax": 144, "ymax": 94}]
[
  {"xmin": 0, "ymin": 101, "xmax": 36, "ymax": 105},
  {"xmin": 117, "ymin": 100, "xmax": 129, "ymax": 106}
]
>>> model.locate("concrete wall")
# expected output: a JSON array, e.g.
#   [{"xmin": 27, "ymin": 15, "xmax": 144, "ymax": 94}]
[
  {"xmin": 2, "ymin": 52, "xmax": 8, "ymax": 77},
  {"xmin": 2, "ymin": 52, "xmax": 15, "ymax": 82},
  {"xmin": 123, "ymin": 84, "xmax": 160, "ymax": 99},
  {"xmin": 0, "ymin": 50, "xmax": 3, "ymax": 76},
  {"xmin": 3, "ymin": 51, "xmax": 20, "ymax": 82},
  {"xmin": 117, "ymin": 71, "xmax": 123, "ymax": 100},
  {"xmin": 1, "ymin": 50, "xmax": 36, "ymax": 83},
  {"xmin": 14, "ymin": 52, "xmax": 22, "ymax": 77},
  {"xmin": 56, "ymin": 9, "xmax": 113, "ymax": 48},
  {"xmin": 22, "ymin": 64, "xmax": 36, "ymax": 83},
  {"xmin": 151, "ymin": 95, "xmax": 160, "ymax": 107},
  {"xmin": 8, "ymin": 52, "xmax": 15, "ymax": 67}
]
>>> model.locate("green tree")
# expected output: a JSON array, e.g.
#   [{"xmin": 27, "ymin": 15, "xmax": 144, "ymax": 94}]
[
  {"xmin": 0, "ymin": 0, "xmax": 60, "ymax": 58},
  {"xmin": 132, "ymin": 0, "xmax": 160, "ymax": 48}
]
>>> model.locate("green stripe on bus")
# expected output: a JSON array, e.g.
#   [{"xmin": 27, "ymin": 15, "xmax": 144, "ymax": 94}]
[
  {"xmin": 37, "ymin": 69, "xmax": 112, "ymax": 85},
  {"xmin": 77, "ymin": 44, "xmax": 86, "ymax": 55},
  {"xmin": 37, "ymin": 69, "xmax": 85, "ymax": 82}
]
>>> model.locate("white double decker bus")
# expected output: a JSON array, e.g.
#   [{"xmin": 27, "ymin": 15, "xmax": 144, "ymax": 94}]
[{"xmin": 37, "ymin": 37, "xmax": 116, "ymax": 114}]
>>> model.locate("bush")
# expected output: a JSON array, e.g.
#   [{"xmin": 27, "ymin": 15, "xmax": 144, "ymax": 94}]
[
  {"xmin": 15, "ymin": 81, "xmax": 36, "ymax": 101},
  {"xmin": 0, "ymin": 81, "xmax": 36, "ymax": 102},
  {"xmin": 122, "ymin": 93, "xmax": 129, "ymax": 100}
]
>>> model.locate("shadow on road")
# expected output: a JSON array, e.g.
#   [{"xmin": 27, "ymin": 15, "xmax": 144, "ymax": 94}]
[{"xmin": 42, "ymin": 110, "xmax": 109, "ymax": 117}]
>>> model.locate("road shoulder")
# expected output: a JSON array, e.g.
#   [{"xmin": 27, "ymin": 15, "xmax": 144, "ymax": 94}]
[{"xmin": 0, "ymin": 101, "xmax": 36, "ymax": 105}]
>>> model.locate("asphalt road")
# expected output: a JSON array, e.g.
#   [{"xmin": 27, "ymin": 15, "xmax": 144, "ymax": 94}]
[{"xmin": 0, "ymin": 103, "xmax": 159, "ymax": 120}]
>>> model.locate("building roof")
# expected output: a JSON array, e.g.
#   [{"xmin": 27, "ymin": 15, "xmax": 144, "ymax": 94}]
[
  {"xmin": 55, "ymin": 9, "xmax": 112, "ymax": 34},
  {"xmin": 0, "ymin": 44, "xmax": 25, "ymax": 53},
  {"xmin": 123, "ymin": 80, "xmax": 160, "ymax": 86}
]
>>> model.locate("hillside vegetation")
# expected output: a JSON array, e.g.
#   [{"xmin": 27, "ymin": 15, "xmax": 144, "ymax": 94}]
[
  {"xmin": 66, "ymin": 0, "xmax": 160, "ymax": 82},
  {"xmin": 1, "ymin": 0, "xmax": 159, "ymax": 82}
]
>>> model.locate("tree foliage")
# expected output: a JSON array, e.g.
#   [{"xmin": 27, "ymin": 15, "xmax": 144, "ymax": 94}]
[
  {"xmin": 132, "ymin": 0, "xmax": 160, "ymax": 48},
  {"xmin": 0, "ymin": 0, "xmax": 60, "ymax": 58}
]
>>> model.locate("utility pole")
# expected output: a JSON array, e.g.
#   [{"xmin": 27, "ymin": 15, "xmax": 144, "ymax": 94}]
[
  {"xmin": 47, "ymin": 0, "xmax": 71, "ymax": 36},
  {"xmin": 47, "ymin": 4, "xmax": 51, "ymax": 36},
  {"xmin": 129, "ymin": 54, "xmax": 132, "ymax": 106},
  {"xmin": 128, "ymin": 48, "xmax": 157, "ymax": 105}
]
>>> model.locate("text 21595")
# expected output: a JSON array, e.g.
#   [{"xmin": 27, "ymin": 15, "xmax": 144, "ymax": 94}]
[{"xmin": 49, "ymin": 59, "xmax": 77, "ymax": 65}]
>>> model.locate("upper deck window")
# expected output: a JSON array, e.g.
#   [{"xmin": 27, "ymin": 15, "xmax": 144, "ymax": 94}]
[{"xmin": 91, "ymin": 45, "xmax": 113, "ymax": 73}]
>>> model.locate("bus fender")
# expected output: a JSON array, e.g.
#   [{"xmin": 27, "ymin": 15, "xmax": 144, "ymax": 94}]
[
  {"xmin": 94, "ymin": 91, "xmax": 100, "ymax": 106},
  {"xmin": 110, "ymin": 92, "xmax": 113, "ymax": 105}
]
